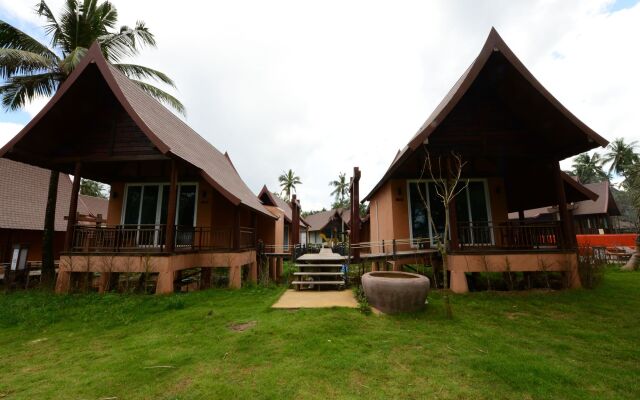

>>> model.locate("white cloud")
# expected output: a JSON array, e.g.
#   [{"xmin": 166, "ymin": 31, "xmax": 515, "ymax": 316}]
[
  {"xmin": 4, "ymin": 0, "xmax": 639, "ymax": 209},
  {"xmin": 0, "ymin": 122, "xmax": 25, "ymax": 147}
]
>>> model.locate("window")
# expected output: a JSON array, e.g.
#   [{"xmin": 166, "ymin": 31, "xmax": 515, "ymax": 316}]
[
  {"xmin": 122, "ymin": 183, "xmax": 198, "ymax": 246},
  {"xmin": 407, "ymin": 180, "xmax": 492, "ymax": 247}
]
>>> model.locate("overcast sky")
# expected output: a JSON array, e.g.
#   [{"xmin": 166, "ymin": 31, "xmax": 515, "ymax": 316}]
[{"xmin": 1, "ymin": 0, "xmax": 639, "ymax": 210}]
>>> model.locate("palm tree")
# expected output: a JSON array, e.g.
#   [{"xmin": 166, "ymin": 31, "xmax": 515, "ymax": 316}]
[
  {"xmin": 329, "ymin": 172, "xmax": 349, "ymax": 208},
  {"xmin": 278, "ymin": 169, "xmax": 301, "ymax": 201},
  {"xmin": 0, "ymin": 0, "xmax": 183, "ymax": 288},
  {"xmin": 603, "ymin": 138, "xmax": 639, "ymax": 176},
  {"xmin": 571, "ymin": 152, "xmax": 608, "ymax": 183}
]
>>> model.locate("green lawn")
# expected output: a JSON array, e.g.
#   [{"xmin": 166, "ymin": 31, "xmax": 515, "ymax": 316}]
[{"xmin": 1, "ymin": 269, "xmax": 639, "ymax": 399}]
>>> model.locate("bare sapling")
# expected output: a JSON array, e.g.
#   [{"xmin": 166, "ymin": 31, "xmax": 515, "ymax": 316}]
[{"xmin": 416, "ymin": 150, "xmax": 468, "ymax": 318}]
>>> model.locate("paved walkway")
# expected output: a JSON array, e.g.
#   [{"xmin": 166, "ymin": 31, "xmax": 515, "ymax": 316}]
[{"xmin": 272, "ymin": 289, "xmax": 358, "ymax": 309}]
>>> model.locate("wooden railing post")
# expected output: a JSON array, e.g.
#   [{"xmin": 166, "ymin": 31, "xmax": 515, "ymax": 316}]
[
  {"xmin": 165, "ymin": 159, "xmax": 178, "ymax": 253},
  {"xmin": 64, "ymin": 162, "xmax": 83, "ymax": 252}
]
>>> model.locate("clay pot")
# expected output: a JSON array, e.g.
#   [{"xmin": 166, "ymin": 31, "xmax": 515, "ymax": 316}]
[{"xmin": 362, "ymin": 271, "xmax": 430, "ymax": 314}]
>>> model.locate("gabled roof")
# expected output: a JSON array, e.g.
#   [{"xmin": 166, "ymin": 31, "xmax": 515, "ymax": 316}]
[
  {"xmin": 304, "ymin": 208, "xmax": 352, "ymax": 232},
  {"xmin": 508, "ymin": 178, "xmax": 618, "ymax": 219},
  {"xmin": 0, "ymin": 159, "xmax": 70, "ymax": 231},
  {"xmin": 257, "ymin": 185, "xmax": 309, "ymax": 227},
  {"xmin": 0, "ymin": 42, "xmax": 273, "ymax": 219},
  {"xmin": 575, "ymin": 181, "xmax": 620, "ymax": 216},
  {"xmin": 78, "ymin": 194, "xmax": 109, "ymax": 219},
  {"xmin": 363, "ymin": 28, "xmax": 608, "ymax": 202}
]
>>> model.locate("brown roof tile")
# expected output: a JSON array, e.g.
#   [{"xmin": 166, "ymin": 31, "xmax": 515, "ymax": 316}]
[{"xmin": 0, "ymin": 159, "xmax": 72, "ymax": 231}]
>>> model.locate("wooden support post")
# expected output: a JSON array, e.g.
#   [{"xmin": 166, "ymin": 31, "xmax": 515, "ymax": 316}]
[
  {"xmin": 518, "ymin": 210, "xmax": 525, "ymax": 221},
  {"xmin": 156, "ymin": 270, "xmax": 174, "ymax": 294},
  {"xmin": 249, "ymin": 261, "xmax": 257, "ymax": 283},
  {"xmin": 270, "ymin": 257, "xmax": 277, "ymax": 281},
  {"xmin": 64, "ymin": 162, "xmax": 83, "ymax": 251},
  {"xmin": 350, "ymin": 167, "xmax": 361, "ymax": 263},
  {"xmin": 277, "ymin": 257, "xmax": 283, "ymax": 278},
  {"xmin": 553, "ymin": 162, "xmax": 575, "ymax": 249},
  {"xmin": 200, "ymin": 268, "xmax": 211, "ymax": 289},
  {"xmin": 291, "ymin": 194, "xmax": 300, "ymax": 259},
  {"xmin": 165, "ymin": 159, "xmax": 178, "ymax": 252},
  {"xmin": 55, "ymin": 270, "xmax": 71, "ymax": 293},
  {"xmin": 229, "ymin": 265, "xmax": 242, "ymax": 289}
]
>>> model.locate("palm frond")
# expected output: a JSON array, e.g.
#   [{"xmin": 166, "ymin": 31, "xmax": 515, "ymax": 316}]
[
  {"xmin": 113, "ymin": 63, "xmax": 175, "ymax": 87},
  {"xmin": 0, "ymin": 72, "xmax": 60, "ymax": 110},
  {"xmin": 98, "ymin": 20, "xmax": 155, "ymax": 62},
  {"xmin": 0, "ymin": 48, "xmax": 56, "ymax": 79},
  {"xmin": 130, "ymin": 79, "xmax": 185, "ymax": 115},
  {"xmin": 59, "ymin": 46, "xmax": 87, "ymax": 75},
  {"xmin": 35, "ymin": 1, "xmax": 67, "ymax": 50},
  {"xmin": 0, "ymin": 20, "xmax": 59, "ymax": 61}
]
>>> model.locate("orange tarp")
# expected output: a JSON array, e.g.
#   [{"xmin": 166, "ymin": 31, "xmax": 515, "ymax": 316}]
[{"xmin": 576, "ymin": 234, "xmax": 637, "ymax": 248}]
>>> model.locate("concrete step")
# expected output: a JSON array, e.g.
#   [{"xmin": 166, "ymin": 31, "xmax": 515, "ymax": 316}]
[
  {"xmin": 291, "ymin": 280, "xmax": 345, "ymax": 285},
  {"xmin": 293, "ymin": 272, "xmax": 344, "ymax": 276},
  {"xmin": 295, "ymin": 263, "xmax": 344, "ymax": 268}
]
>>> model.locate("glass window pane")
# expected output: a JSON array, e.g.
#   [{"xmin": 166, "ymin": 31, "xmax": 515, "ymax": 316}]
[
  {"xmin": 468, "ymin": 182, "xmax": 491, "ymax": 244},
  {"xmin": 468, "ymin": 182, "xmax": 488, "ymax": 222},
  {"xmin": 160, "ymin": 185, "xmax": 169, "ymax": 225},
  {"xmin": 123, "ymin": 186, "xmax": 142, "ymax": 225},
  {"xmin": 140, "ymin": 185, "xmax": 159, "ymax": 225},
  {"xmin": 409, "ymin": 182, "xmax": 429, "ymax": 241},
  {"xmin": 177, "ymin": 185, "xmax": 197, "ymax": 227}
]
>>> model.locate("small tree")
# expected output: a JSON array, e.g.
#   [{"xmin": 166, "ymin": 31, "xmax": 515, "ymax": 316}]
[
  {"xmin": 329, "ymin": 172, "xmax": 349, "ymax": 209},
  {"xmin": 622, "ymin": 163, "xmax": 640, "ymax": 271},
  {"xmin": 278, "ymin": 169, "xmax": 301, "ymax": 201},
  {"xmin": 416, "ymin": 150, "xmax": 468, "ymax": 318},
  {"xmin": 80, "ymin": 179, "xmax": 107, "ymax": 198}
]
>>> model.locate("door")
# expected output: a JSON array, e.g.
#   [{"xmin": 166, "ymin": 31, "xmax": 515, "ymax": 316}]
[{"xmin": 123, "ymin": 183, "xmax": 198, "ymax": 247}]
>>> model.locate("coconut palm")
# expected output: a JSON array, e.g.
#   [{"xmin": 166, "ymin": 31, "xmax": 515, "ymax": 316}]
[
  {"xmin": 278, "ymin": 169, "xmax": 301, "ymax": 201},
  {"xmin": 329, "ymin": 172, "xmax": 349, "ymax": 208},
  {"xmin": 571, "ymin": 152, "xmax": 608, "ymax": 183},
  {"xmin": 0, "ymin": 0, "xmax": 182, "ymax": 288},
  {"xmin": 603, "ymin": 138, "xmax": 639, "ymax": 176}
]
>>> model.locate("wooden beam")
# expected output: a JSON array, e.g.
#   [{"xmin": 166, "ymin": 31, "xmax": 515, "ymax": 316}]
[
  {"xmin": 553, "ymin": 162, "xmax": 575, "ymax": 249},
  {"xmin": 291, "ymin": 194, "xmax": 300, "ymax": 258},
  {"xmin": 350, "ymin": 167, "xmax": 361, "ymax": 263},
  {"xmin": 64, "ymin": 162, "xmax": 83, "ymax": 251},
  {"xmin": 164, "ymin": 159, "xmax": 178, "ymax": 252}
]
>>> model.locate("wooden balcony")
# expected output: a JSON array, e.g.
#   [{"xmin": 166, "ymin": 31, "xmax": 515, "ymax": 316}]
[
  {"xmin": 454, "ymin": 220, "xmax": 565, "ymax": 252},
  {"xmin": 69, "ymin": 224, "xmax": 256, "ymax": 254}
]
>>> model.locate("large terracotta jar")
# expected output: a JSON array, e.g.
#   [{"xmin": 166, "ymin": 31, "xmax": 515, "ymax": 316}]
[{"xmin": 362, "ymin": 271, "xmax": 430, "ymax": 314}]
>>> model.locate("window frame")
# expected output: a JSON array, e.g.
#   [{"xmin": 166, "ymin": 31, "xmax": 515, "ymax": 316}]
[{"xmin": 406, "ymin": 178, "xmax": 493, "ymax": 248}]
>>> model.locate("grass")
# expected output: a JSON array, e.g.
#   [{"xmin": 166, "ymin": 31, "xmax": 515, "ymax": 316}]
[{"xmin": 0, "ymin": 269, "xmax": 639, "ymax": 399}]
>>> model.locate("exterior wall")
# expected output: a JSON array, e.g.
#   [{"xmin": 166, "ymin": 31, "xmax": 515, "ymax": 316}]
[
  {"xmin": 370, "ymin": 177, "xmax": 508, "ymax": 252},
  {"xmin": 0, "ymin": 228, "xmax": 65, "ymax": 263},
  {"xmin": 107, "ymin": 182, "xmax": 125, "ymax": 225},
  {"xmin": 369, "ymin": 180, "xmax": 394, "ymax": 252},
  {"xmin": 257, "ymin": 205, "xmax": 284, "ymax": 252}
]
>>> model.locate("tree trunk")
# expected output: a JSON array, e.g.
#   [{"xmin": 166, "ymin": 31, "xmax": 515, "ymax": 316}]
[
  {"xmin": 41, "ymin": 171, "xmax": 59, "ymax": 289},
  {"xmin": 442, "ymin": 205, "xmax": 452, "ymax": 319},
  {"xmin": 621, "ymin": 236, "xmax": 640, "ymax": 271}
]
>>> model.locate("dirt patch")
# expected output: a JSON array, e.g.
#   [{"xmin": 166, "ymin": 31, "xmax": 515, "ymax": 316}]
[{"xmin": 229, "ymin": 321, "xmax": 257, "ymax": 332}]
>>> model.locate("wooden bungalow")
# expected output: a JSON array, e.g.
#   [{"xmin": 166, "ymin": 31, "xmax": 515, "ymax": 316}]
[
  {"xmin": 0, "ymin": 158, "xmax": 108, "ymax": 267},
  {"xmin": 0, "ymin": 42, "xmax": 274, "ymax": 294},
  {"xmin": 257, "ymin": 185, "xmax": 309, "ymax": 253},
  {"xmin": 362, "ymin": 28, "xmax": 609, "ymax": 293},
  {"xmin": 305, "ymin": 208, "xmax": 353, "ymax": 245},
  {"xmin": 509, "ymin": 180, "xmax": 622, "ymax": 234}
]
